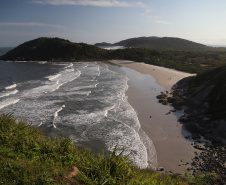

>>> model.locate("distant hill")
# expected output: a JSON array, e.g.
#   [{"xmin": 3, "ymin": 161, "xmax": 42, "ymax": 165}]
[
  {"xmin": 95, "ymin": 36, "xmax": 208, "ymax": 49},
  {"xmin": 0, "ymin": 37, "xmax": 106, "ymax": 61},
  {"xmin": 94, "ymin": 42, "xmax": 114, "ymax": 47}
]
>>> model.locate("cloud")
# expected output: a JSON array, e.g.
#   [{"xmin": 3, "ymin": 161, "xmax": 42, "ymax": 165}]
[
  {"xmin": 0, "ymin": 22, "xmax": 62, "ymax": 28},
  {"xmin": 31, "ymin": 0, "xmax": 148, "ymax": 9},
  {"xmin": 156, "ymin": 20, "xmax": 174, "ymax": 25},
  {"xmin": 31, "ymin": 0, "xmax": 133, "ymax": 7}
]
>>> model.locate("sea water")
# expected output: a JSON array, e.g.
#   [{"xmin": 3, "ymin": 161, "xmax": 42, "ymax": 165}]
[{"xmin": 0, "ymin": 60, "xmax": 157, "ymax": 169}]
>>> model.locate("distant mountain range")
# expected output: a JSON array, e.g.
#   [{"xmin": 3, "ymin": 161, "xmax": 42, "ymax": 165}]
[
  {"xmin": 0, "ymin": 37, "xmax": 211, "ymax": 61},
  {"xmin": 95, "ymin": 36, "xmax": 208, "ymax": 49}
]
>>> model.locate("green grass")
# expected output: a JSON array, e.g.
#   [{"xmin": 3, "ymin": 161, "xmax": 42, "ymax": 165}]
[{"xmin": 0, "ymin": 114, "xmax": 216, "ymax": 184}]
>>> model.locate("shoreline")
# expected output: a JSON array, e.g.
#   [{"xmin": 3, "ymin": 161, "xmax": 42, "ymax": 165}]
[
  {"xmin": 109, "ymin": 60, "xmax": 198, "ymax": 174},
  {"xmin": 110, "ymin": 60, "xmax": 195, "ymax": 91}
]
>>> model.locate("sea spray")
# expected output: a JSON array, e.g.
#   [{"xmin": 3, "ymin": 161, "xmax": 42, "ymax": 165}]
[{"xmin": 0, "ymin": 61, "xmax": 158, "ymax": 169}]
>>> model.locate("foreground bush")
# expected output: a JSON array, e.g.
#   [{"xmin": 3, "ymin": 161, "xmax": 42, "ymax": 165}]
[{"xmin": 0, "ymin": 114, "xmax": 216, "ymax": 184}]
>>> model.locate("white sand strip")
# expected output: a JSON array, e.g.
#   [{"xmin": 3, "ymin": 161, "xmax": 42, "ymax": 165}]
[{"xmin": 110, "ymin": 60, "xmax": 195, "ymax": 90}]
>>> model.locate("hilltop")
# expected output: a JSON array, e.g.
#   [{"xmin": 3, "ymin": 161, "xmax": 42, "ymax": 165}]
[
  {"xmin": 0, "ymin": 37, "xmax": 106, "ymax": 61},
  {"xmin": 1, "ymin": 37, "xmax": 226, "ymax": 74},
  {"xmin": 95, "ymin": 36, "xmax": 208, "ymax": 49}
]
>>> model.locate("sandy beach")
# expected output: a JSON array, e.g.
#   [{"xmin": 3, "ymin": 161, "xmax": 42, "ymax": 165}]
[
  {"xmin": 110, "ymin": 60, "xmax": 195, "ymax": 91},
  {"xmin": 109, "ymin": 60, "xmax": 198, "ymax": 174}
]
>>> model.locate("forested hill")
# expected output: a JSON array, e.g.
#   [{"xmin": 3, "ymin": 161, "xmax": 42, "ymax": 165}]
[
  {"xmin": 95, "ymin": 36, "xmax": 208, "ymax": 49},
  {"xmin": 0, "ymin": 37, "xmax": 106, "ymax": 61}
]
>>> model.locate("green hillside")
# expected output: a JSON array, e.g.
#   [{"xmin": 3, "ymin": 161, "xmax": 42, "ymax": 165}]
[
  {"xmin": 1, "ymin": 37, "xmax": 226, "ymax": 74},
  {"xmin": 0, "ymin": 37, "xmax": 106, "ymax": 61},
  {"xmin": 0, "ymin": 114, "xmax": 216, "ymax": 184},
  {"xmin": 188, "ymin": 65, "xmax": 226, "ymax": 120},
  {"xmin": 95, "ymin": 36, "xmax": 208, "ymax": 49}
]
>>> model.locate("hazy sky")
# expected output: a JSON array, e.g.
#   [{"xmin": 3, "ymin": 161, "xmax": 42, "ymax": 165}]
[{"xmin": 0, "ymin": 0, "xmax": 226, "ymax": 47}]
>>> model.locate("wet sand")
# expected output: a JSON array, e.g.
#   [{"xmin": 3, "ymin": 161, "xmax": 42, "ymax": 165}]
[{"xmin": 109, "ymin": 60, "xmax": 198, "ymax": 174}]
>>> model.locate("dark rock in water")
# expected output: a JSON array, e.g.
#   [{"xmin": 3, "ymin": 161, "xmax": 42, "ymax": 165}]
[
  {"xmin": 193, "ymin": 145, "xmax": 205, "ymax": 151},
  {"xmin": 158, "ymin": 167, "xmax": 165, "ymax": 171},
  {"xmin": 167, "ymin": 97, "xmax": 176, "ymax": 103},
  {"xmin": 192, "ymin": 161, "xmax": 198, "ymax": 166},
  {"xmin": 179, "ymin": 114, "xmax": 191, "ymax": 123},
  {"xmin": 156, "ymin": 94, "xmax": 167, "ymax": 99},
  {"xmin": 158, "ymin": 99, "xmax": 165, "ymax": 103},
  {"xmin": 172, "ymin": 99, "xmax": 184, "ymax": 107},
  {"xmin": 174, "ymin": 106, "xmax": 182, "ymax": 110},
  {"xmin": 170, "ymin": 109, "xmax": 176, "ymax": 112},
  {"xmin": 162, "ymin": 101, "xmax": 169, "ymax": 105},
  {"xmin": 187, "ymin": 167, "xmax": 192, "ymax": 171}
]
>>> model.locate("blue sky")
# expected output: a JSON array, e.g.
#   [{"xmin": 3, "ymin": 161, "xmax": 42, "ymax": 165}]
[{"xmin": 0, "ymin": 0, "xmax": 226, "ymax": 47}]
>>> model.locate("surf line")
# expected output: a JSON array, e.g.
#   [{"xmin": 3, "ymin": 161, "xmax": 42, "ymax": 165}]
[
  {"xmin": 0, "ymin": 89, "xmax": 19, "ymax": 98},
  {"xmin": 117, "ymin": 70, "xmax": 157, "ymax": 169},
  {"xmin": 52, "ymin": 104, "xmax": 65, "ymax": 128},
  {"xmin": 0, "ymin": 98, "xmax": 20, "ymax": 110},
  {"xmin": 5, "ymin": 84, "xmax": 17, "ymax": 90}
]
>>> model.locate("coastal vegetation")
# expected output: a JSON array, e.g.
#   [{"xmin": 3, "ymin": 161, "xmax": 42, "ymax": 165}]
[
  {"xmin": 0, "ymin": 114, "xmax": 217, "ymax": 184},
  {"xmin": 106, "ymin": 48, "xmax": 226, "ymax": 73},
  {"xmin": 95, "ymin": 36, "xmax": 208, "ymax": 49},
  {"xmin": 0, "ymin": 37, "xmax": 106, "ymax": 61},
  {"xmin": 188, "ymin": 64, "xmax": 226, "ymax": 120},
  {"xmin": 1, "ymin": 37, "xmax": 226, "ymax": 74},
  {"xmin": 0, "ymin": 37, "xmax": 225, "ymax": 184}
]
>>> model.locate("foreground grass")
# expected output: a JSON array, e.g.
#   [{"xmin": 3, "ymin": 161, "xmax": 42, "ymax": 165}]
[{"xmin": 0, "ymin": 114, "xmax": 216, "ymax": 184}]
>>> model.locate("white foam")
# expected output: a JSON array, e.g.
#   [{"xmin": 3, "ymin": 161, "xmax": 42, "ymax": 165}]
[
  {"xmin": 71, "ymin": 84, "xmax": 97, "ymax": 91},
  {"xmin": 73, "ymin": 91, "xmax": 91, "ymax": 96},
  {"xmin": 98, "ymin": 65, "xmax": 157, "ymax": 168},
  {"xmin": 5, "ymin": 84, "xmax": 17, "ymax": 90},
  {"xmin": 65, "ymin": 63, "xmax": 73, "ymax": 69},
  {"xmin": 23, "ymin": 69, "xmax": 81, "ymax": 97},
  {"xmin": 0, "ymin": 98, "xmax": 20, "ymax": 109},
  {"xmin": 0, "ymin": 89, "xmax": 18, "ymax": 98},
  {"xmin": 104, "ymin": 104, "xmax": 116, "ymax": 117},
  {"xmin": 38, "ymin": 61, "xmax": 47, "ymax": 64},
  {"xmin": 38, "ymin": 121, "xmax": 43, "ymax": 127},
  {"xmin": 54, "ymin": 105, "xmax": 65, "ymax": 118},
  {"xmin": 83, "ymin": 64, "xmax": 88, "ymax": 68},
  {"xmin": 0, "ymin": 61, "xmax": 157, "ymax": 169},
  {"xmin": 52, "ymin": 105, "xmax": 65, "ymax": 128},
  {"xmin": 46, "ymin": 74, "xmax": 61, "ymax": 81}
]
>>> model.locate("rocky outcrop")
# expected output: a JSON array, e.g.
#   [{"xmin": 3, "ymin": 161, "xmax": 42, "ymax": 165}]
[
  {"xmin": 191, "ymin": 144, "xmax": 226, "ymax": 184},
  {"xmin": 157, "ymin": 75, "xmax": 226, "ymax": 182},
  {"xmin": 157, "ymin": 76, "xmax": 226, "ymax": 145}
]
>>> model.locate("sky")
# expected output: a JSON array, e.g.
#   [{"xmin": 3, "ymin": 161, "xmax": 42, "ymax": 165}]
[{"xmin": 0, "ymin": 0, "xmax": 226, "ymax": 47}]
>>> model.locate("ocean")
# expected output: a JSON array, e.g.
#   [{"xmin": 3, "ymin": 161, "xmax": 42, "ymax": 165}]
[{"xmin": 0, "ymin": 60, "xmax": 159, "ymax": 169}]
